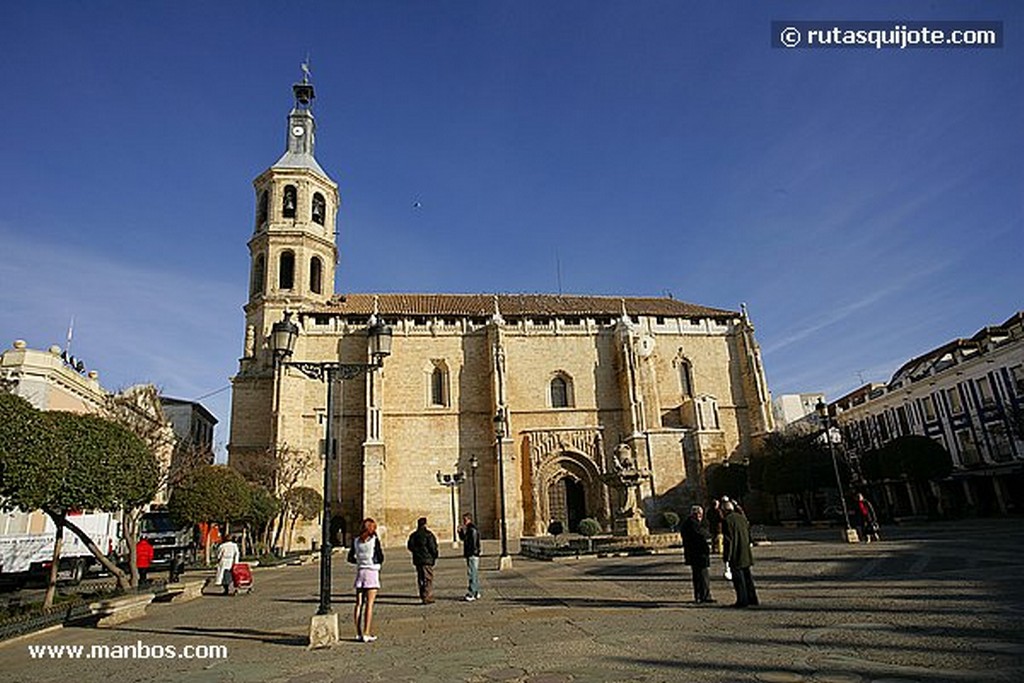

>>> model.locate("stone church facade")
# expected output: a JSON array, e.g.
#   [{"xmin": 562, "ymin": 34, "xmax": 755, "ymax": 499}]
[{"xmin": 228, "ymin": 79, "xmax": 774, "ymax": 547}]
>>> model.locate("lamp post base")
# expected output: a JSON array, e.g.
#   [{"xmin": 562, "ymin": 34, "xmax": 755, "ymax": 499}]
[
  {"xmin": 843, "ymin": 527, "xmax": 860, "ymax": 544},
  {"xmin": 308, "ymin": 612, "xmax": 339, "ymax": 649},
  {"xmin": 498, "ymin": 554, "xmax": 514, "ymax": 571}
]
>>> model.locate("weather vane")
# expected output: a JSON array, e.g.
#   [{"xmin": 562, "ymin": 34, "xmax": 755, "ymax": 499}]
[{"xmin": 301, "ymin": 56, "xmax": 312, "ymax": 84}]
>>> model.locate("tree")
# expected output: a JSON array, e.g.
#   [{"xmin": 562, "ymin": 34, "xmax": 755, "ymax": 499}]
[
  {"xmin": 281, "ymin": 486, "xmax": 322, "ymax": 553},
  {"xmin": 0, "ymin": 400, "xmax": 158, "ymax": 606},
  {"xmin": 749, "ymin": 430, "xmax": 841, "ymax": 521},
  {"xmin": 705, "ymin": 462, "xmax": 748, "ymax": 502},
  {"xmin": 0, "ymin": 393, "xmax": 52, "ymax": 497},
  {"xmin": 242, "ymin": 484, "xmax": 281, "ymax": 556},
  {"xmin": 898, "ymin": 436, "xmax": 954, "ymax": 482},
  {"xmin": 860, "ymin": 436, "xmax": 953, "ymax": 520},
  {"xmin": 233, "ymin": 444, "xmax": 317, "ymax": 553},
  {"xmin": 169, "ymin": 465, "xmax": 251, "ymax": 564},
  {"xmin": 859, "ymin": 447, "xmax": 885, "ymax": 483},
  {"xmin": 102, "ymin": 385, "xmax": 177, "ymax": 586},
  {"xmin": 870, "ymin": 436, "xmax": 954, "ymax": 483}
]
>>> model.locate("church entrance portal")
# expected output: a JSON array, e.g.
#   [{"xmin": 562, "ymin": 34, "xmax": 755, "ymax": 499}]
[{"xmin": 547, "ymin": 477, "xmax": 587, "ymax": 532}]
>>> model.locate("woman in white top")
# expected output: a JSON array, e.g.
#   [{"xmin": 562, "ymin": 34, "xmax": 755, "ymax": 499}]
[
  {"xmin": 215, "ymin": 535, "xmax": 240, "ymax": 595},
  {"xmin": 348, "ymin": 518, "xmax": 384, "ymax": 642}
]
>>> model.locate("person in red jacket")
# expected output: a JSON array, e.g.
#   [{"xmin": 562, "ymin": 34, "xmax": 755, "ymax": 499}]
[{"xmin": 136, "ymin": 537, "xmax": 154, "ymax": 585}]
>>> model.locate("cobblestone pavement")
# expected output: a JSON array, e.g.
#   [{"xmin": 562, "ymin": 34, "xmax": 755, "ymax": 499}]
[{"xmin": 2, "ymin": 519, "xmax": 1022, "ymax": 683}]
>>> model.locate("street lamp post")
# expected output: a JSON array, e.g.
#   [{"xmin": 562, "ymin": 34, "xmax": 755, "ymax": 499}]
[
  {"xmin": 436, "ymin": 470, "xmax": 465, "ymax": 545},
  {"xmin": 815, "ymin": 400, "xmax": 858, "ymax": 544},
  {"xmin": 493, "ymin": 409, "xmax": 512, "ymax": 570},
  {"xmin": 469, "ymin": 454, "xmax": 479, "ymax": 524},
  {"xmin": 272, "ymin": 310, "xmax": 392, "ymax": 646}
]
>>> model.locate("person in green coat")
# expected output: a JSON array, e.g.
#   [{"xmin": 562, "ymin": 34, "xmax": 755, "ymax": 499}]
[{"xmin": 722, "ymin": 501, "xmax": 759, "ymax": 608}]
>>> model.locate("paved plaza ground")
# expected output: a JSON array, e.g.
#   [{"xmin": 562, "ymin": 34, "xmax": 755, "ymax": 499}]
[{"xmin": 2, "ymin": 518, "xmax": 1023, "ymax": 683}]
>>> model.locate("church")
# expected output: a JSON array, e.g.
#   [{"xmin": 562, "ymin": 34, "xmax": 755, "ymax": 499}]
[{"xmin": 228, "ymin": 76, "xmax": 775, "ymax": 548}]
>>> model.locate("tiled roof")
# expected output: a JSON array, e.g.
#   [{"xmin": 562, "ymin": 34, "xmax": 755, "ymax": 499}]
[
  {"xmin": 314, "ymin": 293, "xmax": 737, "ymax": 318},
  {"xmin": 272, "ymin": 150, "xmax": 328, "ymax": 177}
]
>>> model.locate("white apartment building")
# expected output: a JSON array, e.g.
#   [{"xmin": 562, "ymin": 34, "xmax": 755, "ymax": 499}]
[
  {"xmin": 772, "ymin": 392, "xmax": 826, "ymax": 430},
  {"xmin": 832, "ymin": 312, "xmax": 1024, "ymax": 516}
]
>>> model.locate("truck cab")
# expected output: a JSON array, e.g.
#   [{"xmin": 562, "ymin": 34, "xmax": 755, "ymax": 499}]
[{"xmin": 140, "ymin": 510, "xmax": 195, "ymax": 566}]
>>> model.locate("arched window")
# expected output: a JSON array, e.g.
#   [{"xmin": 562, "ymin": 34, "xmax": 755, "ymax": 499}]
[
  {"xmin": 550, "ymin": 373, "xmax": 573, "ymax": 408},
  {"xmin": 312, "ymin": 192, "xmax": 326, "ymax": 225},
  {"xmin": 278, "ymin": 251, "xmax": 295, "ymax": 290},
  {"xmin": 678, "ymin": 358, "xmax": 694, "ymax": 398},
  {"xmin": 250, "ymin": 254, "xmax": 265, "ymax": 296},
  {"xmin": 257, "ymin": 190, "xmax": 268, "ymax": 227},
  {"xmin": 430, "ymin": 363, "xmax": 448, "ymax": 407},
  {"xmin": 282, "ymin": 185, "xmax": 297, "ymax": 218},
  {"xmin": 309, "ymin": 256, "xmax": 323, "ymax": 294}
]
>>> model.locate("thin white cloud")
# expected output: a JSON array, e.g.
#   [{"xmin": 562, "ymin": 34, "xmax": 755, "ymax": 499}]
[
  {"xmin": 761, "ymin": 258, "xmax": 955, "ymax": 356},
  {"xmin": 0, "ymin": 224, "xmax": 241, "ymax": 455}
]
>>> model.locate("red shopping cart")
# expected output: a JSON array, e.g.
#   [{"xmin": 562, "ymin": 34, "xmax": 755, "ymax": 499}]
[{"xmin": 231, "ymin": 562, "xmax": 253, "ymax": 593}]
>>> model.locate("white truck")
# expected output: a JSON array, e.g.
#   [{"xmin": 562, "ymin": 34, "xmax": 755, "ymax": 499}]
[{"xmin": 0, "ymin": 510, "xmax": 122, "ymax": 587}]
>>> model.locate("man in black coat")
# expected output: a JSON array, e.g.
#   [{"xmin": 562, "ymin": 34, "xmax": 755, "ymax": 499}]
[
  {"xmin": 708, "ymin": 499, "xmax": 724, "ymax": 554},
  {"xmin": 680, "ymin": 505, "xmax": 715, "ymax": 603},
  {"xmin": 722, "ymin": 501, "xmax": 759, "ymax": 608},
  {"xmin": 407, "ymin": 517, "xmax": 439, "ymax": 604}
]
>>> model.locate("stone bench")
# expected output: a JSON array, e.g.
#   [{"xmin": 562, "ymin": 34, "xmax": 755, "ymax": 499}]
[
  {"xmin": 152, "ymin": 579, "xmax": 205, "ymax": 604},
  {"xmin": 88, "ymin": 593, "xmax": 155, "ymax": 627}
]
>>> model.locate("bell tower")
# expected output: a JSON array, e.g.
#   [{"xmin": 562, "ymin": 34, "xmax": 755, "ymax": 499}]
[{"xmin": 244, "ymin": 66, "xmax": 339, "ymax": 360}]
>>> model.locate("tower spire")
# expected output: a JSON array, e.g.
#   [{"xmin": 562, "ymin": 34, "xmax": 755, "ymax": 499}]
[{"xmin": 273, "ymin": 62, "xmax": 325, "ymax": 175}]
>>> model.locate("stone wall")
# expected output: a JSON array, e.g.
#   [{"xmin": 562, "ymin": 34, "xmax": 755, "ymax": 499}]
[{"xmin": 230, "ymin": 313, "xmax": 774, "ymax": 547}]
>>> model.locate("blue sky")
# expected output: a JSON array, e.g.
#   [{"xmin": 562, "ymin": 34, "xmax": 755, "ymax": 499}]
[{"xmin": 1, "ymin": 1, "xmax": 1020, "ymax": 458}]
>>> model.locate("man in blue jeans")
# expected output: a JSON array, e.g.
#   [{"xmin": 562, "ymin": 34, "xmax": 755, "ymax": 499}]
[{"xmin": 458, "ymin": 513, "xmax": 482, "ymax": 601}]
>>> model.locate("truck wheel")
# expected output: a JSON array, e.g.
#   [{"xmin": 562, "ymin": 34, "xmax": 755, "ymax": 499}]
[{"xmin": 67, "ymin": 559, "xmax": 86, "ymax": 585}]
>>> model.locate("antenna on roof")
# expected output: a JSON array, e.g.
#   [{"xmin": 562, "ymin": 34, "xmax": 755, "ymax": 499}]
[{"xmin": 555, "ymin": 248, "xmax": 563, "ymax": 296}]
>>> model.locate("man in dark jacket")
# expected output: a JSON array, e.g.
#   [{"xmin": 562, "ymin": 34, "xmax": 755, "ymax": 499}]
[
  {"xmin": 407, "ymin": 517, "xmax": 439, "ymax": 604},
  {"xmin": 722, "ymin": 501, "xmax": 759, "ymax": 607},
  {"xmin": 457, "ymin": 513, "xmax": 482, "ymax": 601},
  {"xmin": 680, "ymin": 505, "xmax": 715, "ymax": 604}
]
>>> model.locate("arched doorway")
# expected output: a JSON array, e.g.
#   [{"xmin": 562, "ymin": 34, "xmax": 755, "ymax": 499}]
[
  {"xmin": 547, "ymin": 476, "xmax": 588, "ymax": 532},
  {"xmin": 529, "ymin": 446, "xmax": 609, "ymax": 536}
]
